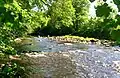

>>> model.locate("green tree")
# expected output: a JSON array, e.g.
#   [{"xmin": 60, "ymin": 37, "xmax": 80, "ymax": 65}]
[
  {"xmin": 42, "ymin": 0, "xmax": 75, "ymax": 35},
  {"xmin": 0, "ymin": 0, "xmax": 33, "ymax": 77},
  {"xmin": 72, "ymin": 0, "xmax": 90, "ymax": 34},
  {"xmin": 0, "ymin": 0, "xmax": 48, "ymax": 54},
  {"xmin": 92, "ymin": 1, "xmax": 118, "ymax": 39},
  {"xmin": 0, "ymin": 0, "xmax": 30, "ymax": 55},
  {"xmin": 16, "ymin": 0, "xmax": 54, "ymax": 11}
]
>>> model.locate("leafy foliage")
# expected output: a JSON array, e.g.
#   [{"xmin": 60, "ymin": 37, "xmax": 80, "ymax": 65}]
[
  {"xmin": 72, "ymin": 0, "xmax": 90, "ymax": 32},
  {"xmin": 0, "ymin": 0, "xmax": 40, "ymax": 77},
  {"xmin": 40, "ymin": 0, "xmax": 75, "ymax": 35},
  {"xmin": 96, "ymin": 3, "xmax": 112, "ymax": 17},
  {"xmin": 0, "ymin": 62, "xmax": 26, "ymax": 78}
]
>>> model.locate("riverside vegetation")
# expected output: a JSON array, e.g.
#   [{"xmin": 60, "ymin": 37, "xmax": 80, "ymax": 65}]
[{"xmin": 1, "ymin": 0, "xmax": 120, "ymax": 78}]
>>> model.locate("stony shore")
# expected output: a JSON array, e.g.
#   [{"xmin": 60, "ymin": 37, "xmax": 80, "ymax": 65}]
[{"xmin": 47, "ymin": 35, "xmax": 115, "ymax": 47}]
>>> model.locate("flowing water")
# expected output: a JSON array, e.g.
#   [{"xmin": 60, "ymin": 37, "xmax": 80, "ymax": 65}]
[{"xmin": 19, "ymin": 37, "xmax": 120, "ymax": 78}]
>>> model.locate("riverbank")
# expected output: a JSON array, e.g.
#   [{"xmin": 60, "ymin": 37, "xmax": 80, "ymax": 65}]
[{"xmin": 48, "ymin": 35, "xmax": 115, "ymax": 46}]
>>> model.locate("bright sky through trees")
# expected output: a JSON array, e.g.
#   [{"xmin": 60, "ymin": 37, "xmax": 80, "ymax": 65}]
[{"xmin": 89, "ymin": 0, "xmax": 118, "ymax": 17}]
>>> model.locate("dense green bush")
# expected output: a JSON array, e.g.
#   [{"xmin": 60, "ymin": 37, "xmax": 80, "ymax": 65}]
[
  {"xmin": 77, "ymin": 17, "xmax": 117, "ymax": 40},
  {"xmin": 0, "ymin": 0, "xmax": 36, "ymax": 77},
  {"xmin": 0, "ymin": 0, "xmax": 30, "ymax": 54},
  {"xmin": 0, "ymin": 62, "xmax": 26, "ymax": 78}
]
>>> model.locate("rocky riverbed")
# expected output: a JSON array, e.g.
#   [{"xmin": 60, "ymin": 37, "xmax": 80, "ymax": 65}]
[{"xmin": 16, "ymin": 37, "xmax": 120, "ymax": 78}]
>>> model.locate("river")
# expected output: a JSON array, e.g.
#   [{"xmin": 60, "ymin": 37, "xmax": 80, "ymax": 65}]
[{"xmin": 19, "ymin": 37, "xmax": 120, "ymax": 78}]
